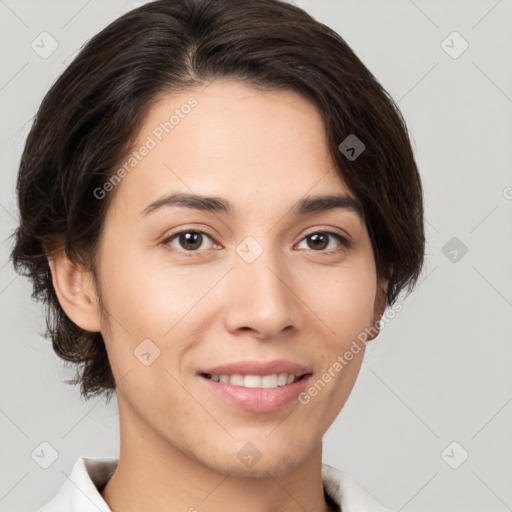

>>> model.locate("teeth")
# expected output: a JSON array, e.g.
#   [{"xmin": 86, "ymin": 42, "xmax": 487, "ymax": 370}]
[
  {"xmin": 262, "ymin": 374, "xmax": 278, "ymax": 388},
  {"xmin": 230, "ymin": 374, "xmax": 244, "ymax": 386},
  {"xmin": 277, "ymin": 373, "xmax": 288, "ymax": 386},
  {"xmin": 206, "ymin": 372, "xmax": 300, "ymax": 388}
]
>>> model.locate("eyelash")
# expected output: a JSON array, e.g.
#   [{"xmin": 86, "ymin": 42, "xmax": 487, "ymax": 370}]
[{"xmin": 161, "ymin": 229, "xmax": 350, "ymax": 257}]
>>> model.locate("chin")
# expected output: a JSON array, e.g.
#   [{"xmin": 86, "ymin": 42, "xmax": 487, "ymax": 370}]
[
  {"xmin": 220, "ymin": 458, "xmax": 303, "ymax": 479},
  {"xmin": 202, "ymin": 444, "xmax": 312, "ymax": 479}
]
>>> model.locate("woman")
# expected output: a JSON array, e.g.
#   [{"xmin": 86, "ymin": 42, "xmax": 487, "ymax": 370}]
[{"xmin": 12, "ymin": 0, "xmax": 424, "ymax": 510}]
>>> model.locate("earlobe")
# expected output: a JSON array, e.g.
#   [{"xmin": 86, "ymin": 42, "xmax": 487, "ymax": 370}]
[{"xmin": 47, "ymin": 250, "xmax": 102, "ymax": 332}]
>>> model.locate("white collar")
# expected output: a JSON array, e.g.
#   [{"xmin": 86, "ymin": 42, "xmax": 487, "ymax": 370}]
[{"xmin": 37, "ymin": 457, "xmax": 393, "ymax": 512}]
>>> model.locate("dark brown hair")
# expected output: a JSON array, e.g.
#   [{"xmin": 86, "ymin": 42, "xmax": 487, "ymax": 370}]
[{"xmin": 11, "ymin": 0, "xmax": 424, "ymax": 402}]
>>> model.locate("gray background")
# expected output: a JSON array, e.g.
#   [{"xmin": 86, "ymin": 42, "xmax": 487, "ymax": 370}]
[{"xmin": 1, "ymin": 0, "xmax": 511, "ymax": 510}]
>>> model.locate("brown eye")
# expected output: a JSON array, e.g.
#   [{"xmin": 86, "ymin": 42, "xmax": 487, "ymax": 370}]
[
  {"xmin": 297, "ymin": 231, "xmax": 349, "ymax": 252},
  {"xmin": 164, "ymin": 230, "xmax": 214, "ymax": 253},
  {"xmin": 307, "ymin": 232, "xmax": 329, "ymax": 250}
]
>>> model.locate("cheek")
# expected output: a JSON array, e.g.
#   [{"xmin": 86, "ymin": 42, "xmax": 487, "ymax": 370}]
[
  {"xmin": 96, "ymin": 237, "xmax": 195, "ymax": 336},
  {"xmin": 300, "ymin": 268, "xmax": 376, "ymax": 421},
  {"xmin": 337, "ymin": 279, "xmax": 376, "ymax": 341},
  {"xmin": 304, "ymin": 260, "xmax": 378, "ymax": 346}
]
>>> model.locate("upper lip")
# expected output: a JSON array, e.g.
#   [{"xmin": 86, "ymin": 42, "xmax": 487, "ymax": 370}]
[{"xmin": 199, "ymin": 359, "xmax": 313, "ymax": 376}]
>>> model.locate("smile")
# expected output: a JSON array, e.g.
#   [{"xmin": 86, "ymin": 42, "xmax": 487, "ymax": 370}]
[
  {"xmin": 199, "ymin": 372, "xmax": 312, "ymax": 412},
  {"xmin": 201, "ymin": 372, "xmax": 305, "ymax": 388}
]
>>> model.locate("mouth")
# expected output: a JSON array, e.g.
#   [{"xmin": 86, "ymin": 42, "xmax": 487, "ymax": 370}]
[
  {"xmin": 197, "ymin": 361, "xmax": 313, "ymax": 412},
  {"xmin": 199, "ymin": 372, "xmax": 310, "ymax": 389}
]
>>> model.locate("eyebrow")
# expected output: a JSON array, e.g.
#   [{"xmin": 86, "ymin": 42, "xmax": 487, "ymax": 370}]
[{"xmin": 141, "ymin": 192, "xmax": 363, "ymax": 218}]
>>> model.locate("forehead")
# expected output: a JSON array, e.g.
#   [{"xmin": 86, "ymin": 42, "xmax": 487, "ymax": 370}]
[{"xmin": 106, "ymin": 79, "xmax": 356, "ymax": 221}]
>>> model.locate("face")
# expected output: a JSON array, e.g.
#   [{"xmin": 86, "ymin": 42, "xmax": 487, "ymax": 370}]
[{"xmin": 92, "ymin": 78, "xmax": 385, "ymax": 477}]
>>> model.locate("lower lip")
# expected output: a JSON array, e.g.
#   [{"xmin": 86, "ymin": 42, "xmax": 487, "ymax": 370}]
[{"xmin": 199, "ymin": 374, "xmax": 312, "ymax": 412}]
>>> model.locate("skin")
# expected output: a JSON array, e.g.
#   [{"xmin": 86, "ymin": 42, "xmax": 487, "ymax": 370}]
[{"xmin": 49, "ymin": 78, "xmax": 387, "ymax": 512}]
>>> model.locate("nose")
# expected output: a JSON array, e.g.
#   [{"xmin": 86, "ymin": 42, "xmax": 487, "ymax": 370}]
[{"xmin": 221, "ymin": 239, "xmax": 302, "ymax": 339}]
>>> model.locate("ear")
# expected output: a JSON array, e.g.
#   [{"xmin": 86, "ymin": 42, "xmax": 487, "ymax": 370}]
[
  {"xmin": 367, "ymin": 279, "xmax": 388, "ymax": 342},
  {"xmin": 47, "ymin": 250, "xmax": 102, "ymax": 332}
]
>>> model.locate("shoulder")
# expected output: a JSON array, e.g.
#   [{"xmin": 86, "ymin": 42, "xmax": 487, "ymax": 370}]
[
  {"xmin": 36, "ymin": 456, "xmax": 117, "ymax": 512},
  {"xmin": 322, "ymin": 463, "xmax": 394, "ymax": 512}
]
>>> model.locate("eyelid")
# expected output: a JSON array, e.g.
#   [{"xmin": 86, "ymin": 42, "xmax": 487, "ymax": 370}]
[
  {"xmin": 301, "ymin": 226, "xmax": 350, "ymax": 242},
  {"xmin": 297, "ymin": 229, "xmax": 351, "ymax": 252},
  {"xmin": 162, "ymin": 228, "xmax": 216, "ymax": 253}
]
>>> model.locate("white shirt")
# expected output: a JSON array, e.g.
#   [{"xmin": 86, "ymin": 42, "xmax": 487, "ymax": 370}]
[{"xmin": 36, "ymin": 457, "xmax": 394, "ymax": 512}]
